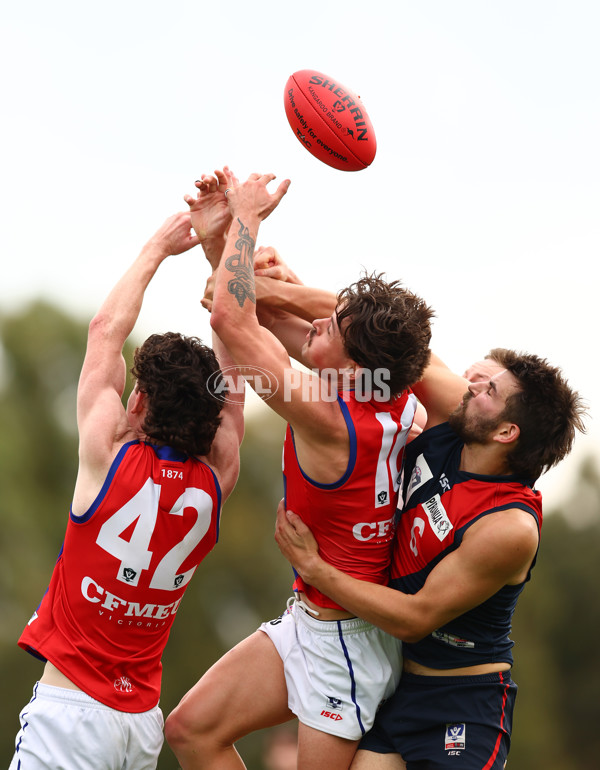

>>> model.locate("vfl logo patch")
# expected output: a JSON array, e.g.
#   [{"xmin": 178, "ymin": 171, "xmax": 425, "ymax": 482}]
[
  {"xmin": 406, "ymin": 454, "xmax": 433, "ymax": 503},
  {"xmin": 321, "ymin": 697, "xmax": 344, "ymax": 722},
  {"xmin": 122, "ymin": 567, "xmax": 137, "ymax": 583},
  {"xmin": 377, "ymin": 490, "xmax": 389, "ymax": 505},
  {"xmin": 445, "ymin": 723, "xmax": 466, "ymax": 750},
  {"xmin": 422, "ymin": 495, "xmax": 453, "ymax": 541}
]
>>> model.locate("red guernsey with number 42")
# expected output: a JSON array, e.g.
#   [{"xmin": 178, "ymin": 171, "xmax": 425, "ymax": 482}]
[{"xmin": 19, "ymin": 440, "xmax": 222, "ymax": 712}]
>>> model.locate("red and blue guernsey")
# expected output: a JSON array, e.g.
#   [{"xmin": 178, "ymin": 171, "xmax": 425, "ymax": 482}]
[
  {"xmin": 284, "ymin": 390, "xmax": 417, "ymax": 610},
  {"xmin": 392, "ymin": 422, "xmax": 543, "ymax": 668},
  {"xmin": 19, "ymin": 440, "xmax": 221, "ymax": 712}
]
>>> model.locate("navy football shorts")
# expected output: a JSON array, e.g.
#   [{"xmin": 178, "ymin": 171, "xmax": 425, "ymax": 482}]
[{"xmin": 359, "ymin": 670, "xmax": 517, "ymax": 769}]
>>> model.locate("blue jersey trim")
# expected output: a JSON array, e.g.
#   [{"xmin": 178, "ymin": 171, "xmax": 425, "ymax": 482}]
[
  {"xmin": 151, "ymin": 444, "xmax": 189, "ymax": 463},
  {"xmin": 70, "ymin": 441, "xmax": 215, "ymax": 526},
  {"xmin": 288, "ymin": 395, "xmax": 357, "ymax": 490},
  {"xmin": 198, "ymin": 459, "xmax": 223, "ymax": 543},
  {"xmin": 70, "ymin": 440, "xmax": 140, "ymax": 523},
  {"xmin": 22, "ymin": 644, "xmax": 47, "ymax": 663}
]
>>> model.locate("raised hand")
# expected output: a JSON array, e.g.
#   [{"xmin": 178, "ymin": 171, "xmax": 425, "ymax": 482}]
[
  {"xmin": 184, "ymin": 169, "xmax": 235, "ymax": 270},
  {"xmin": 222, "ymin": 168, "xmax": 291, "ymax": 223},
  {"xmin": 144, "ymin": 212, "xmax": 200, "ymax": 257}
]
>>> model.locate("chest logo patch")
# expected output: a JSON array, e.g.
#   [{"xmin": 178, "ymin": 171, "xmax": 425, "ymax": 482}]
[
  {"xmin": 422, "ymin": 494, "xmax": 453, "ymax": 541},
  {"xmin": 406, "ymin": 454, "xmax": 434, "ymax": 503}
]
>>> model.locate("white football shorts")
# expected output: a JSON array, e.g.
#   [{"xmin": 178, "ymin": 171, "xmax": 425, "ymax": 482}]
[
  {"xmin": 260, "ymin": 598, "xmax": 402, "ymax": 741},
  {"xmin": 10, "ymin": 682, "xmax": 164, "ymax": 770}
]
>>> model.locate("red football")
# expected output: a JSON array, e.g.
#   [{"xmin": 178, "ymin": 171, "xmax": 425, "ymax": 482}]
[{"xmin": 284, "ymin": 69, "xmax": 377, "ymax": 171}]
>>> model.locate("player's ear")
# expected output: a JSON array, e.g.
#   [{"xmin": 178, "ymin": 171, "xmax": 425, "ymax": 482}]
[
  {"xmin": 493, "ymin": 422, "xmax": 520, "ymax": 445},
  {"xmin": 342, "ymin": 364, "xmax": 359, "ymax": 386},
  {"xmin": 130, "ymin": 387, "xmax": 147, "ymax": 415}
]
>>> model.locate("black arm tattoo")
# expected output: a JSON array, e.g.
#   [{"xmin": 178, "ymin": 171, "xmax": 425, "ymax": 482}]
[{"xmin": 225, "ymin": 218, "xmax": 256, "ymax": 308}]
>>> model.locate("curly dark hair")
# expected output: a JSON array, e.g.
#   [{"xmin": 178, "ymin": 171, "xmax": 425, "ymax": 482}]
[
  {"xmin": 488, "ymin": 348, "xmax": 587, "ymax": 480},
  {"xmin": 335, "ymin": 274, "xmax": 434, "ymax": 397},
  {"xmin": 130, "ymin": 332, "xmax": 225, "ymax": 457}
]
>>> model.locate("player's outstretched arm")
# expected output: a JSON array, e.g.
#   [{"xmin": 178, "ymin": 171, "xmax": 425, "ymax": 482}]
[
  {"xmin": 210, "ymin": 168, "xmax": 290, "ymax": 333},
  {"xmin": 202, "ymin": 330, "xmax": 245, "ymax": 502},
  {"xmin": 208, "ymin": 169, "xmax": 350, "ymax": 447},
  {"xmin": 77, "ymin": 213, "xmax": 200, "ymax": 490},
  {"xmin": 209, "ymin": 168, "xmax": 308, "ymax": 415},
  {"xmin": 256, "ymin": 277, "xmax": 337, "ymax": 324},
  {"xmin": 201, "ymin": 270, "xmax": 336, "ymax": 325}
]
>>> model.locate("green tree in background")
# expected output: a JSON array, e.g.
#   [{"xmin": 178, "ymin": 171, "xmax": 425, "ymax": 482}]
[
  {"xmin": 1, "ymin": 301, "xmax": 90, "ymax": 643},
  {"xmin": 510, "ymin": 457, "xmax": 600, "ymax": 769},
  {"xmin": 1, "ymin": 301, "xmax": 598, "ymax": 769}
]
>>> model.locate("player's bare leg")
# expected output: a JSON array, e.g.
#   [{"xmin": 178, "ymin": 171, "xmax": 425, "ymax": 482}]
[
  {"xmin": 296, "ymin": 722, "xmax": 360, "ymax": 770},
  {"xmin": 350, "ymin": 749, "xmax": 407, "ymax": 769},
  {"xmin": 165, "ymin": 630, "xmax": 293, "ymax": 769}
]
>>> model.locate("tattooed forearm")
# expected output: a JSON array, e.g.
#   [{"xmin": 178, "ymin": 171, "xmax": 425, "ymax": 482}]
[{"xmin": 225, "ymin": 218, "xmax": 256, "ymax": 308}]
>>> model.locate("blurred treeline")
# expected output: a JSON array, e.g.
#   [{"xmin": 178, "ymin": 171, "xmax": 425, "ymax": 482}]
[{"xmin": 1, "ymin": 301, "xmax": 599, "ymax": 770}]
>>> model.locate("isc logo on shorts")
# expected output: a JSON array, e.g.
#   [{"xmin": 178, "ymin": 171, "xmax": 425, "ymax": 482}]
[
  {"xmin": 320, "ymin": 710, "xmax": 343, "ymax": 721},
  {"xmin": 445, "ymin": 723, "xmax": 466, "ymax": 750}
]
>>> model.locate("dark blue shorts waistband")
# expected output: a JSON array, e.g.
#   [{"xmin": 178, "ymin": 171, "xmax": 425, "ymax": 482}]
[{"xmin": 401, "ymin": 669, "xmax": 512, "ymax": 686}]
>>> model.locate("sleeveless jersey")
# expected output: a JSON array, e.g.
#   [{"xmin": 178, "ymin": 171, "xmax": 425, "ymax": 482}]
[
  {"xmin": 19, "ymin": 440, "xmax": 222, "ymax": 712},
  {"xmin": 283, "ymin": 390, "xmax": 417, "ymax": 610},
  {"xmin": 391, "ymin": 422, "xmax": 543, "ymax": 668}
]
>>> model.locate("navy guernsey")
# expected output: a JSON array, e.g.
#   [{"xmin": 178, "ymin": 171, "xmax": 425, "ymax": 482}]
[{"xmin": 391, "ymin": 422, "xmax": 543, "ymax": 668}]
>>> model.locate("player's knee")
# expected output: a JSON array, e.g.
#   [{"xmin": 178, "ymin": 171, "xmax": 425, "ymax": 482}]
[
  {"xmin": 164, "ymin": 704, "xmax": 203, "ymax": 754},
  {"xmin": 165, "ymin": 695, "xmax": 226, "ymax": 754}
]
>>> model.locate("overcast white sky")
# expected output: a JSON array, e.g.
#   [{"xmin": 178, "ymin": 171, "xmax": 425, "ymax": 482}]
[{"xmin": 1, "ymin": 0, "xmax": 597, "ymax": 513}]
